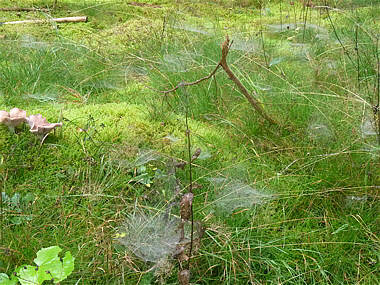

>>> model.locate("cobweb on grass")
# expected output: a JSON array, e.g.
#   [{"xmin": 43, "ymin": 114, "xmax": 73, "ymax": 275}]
[
  {"xmin": 208, "ymin": 178, "xmax": 273, "ymax": 214},
  {"xmin": 266, "ymin": 23, "xmax": 328, "ymax": 34},
  {"xmin": 118, "ymin": 210, "xmax": 181, "ymax": 263},
  {"xmin": 307, "ymin": 113, "xmax": 334, "ymax": 143},
  {"xmin": 229, "ymin": 37, "xmax": 258, "ymax": 53},
  {"xmin": 172, "ymin": 22, "xmax": 211, "ymax": 35},
  {"xmin": 134, "ymin": 148, "xmax": 161, "ymax": 167},
  {"xmin": 20, "ymin": 34, "xmax": 49, "ymax": 50},
  {"xmin": 360, "ymin": 116, "xmax": 377, "ymax": 138}
]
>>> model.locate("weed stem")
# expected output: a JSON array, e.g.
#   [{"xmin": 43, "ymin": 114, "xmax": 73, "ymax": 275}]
[{"xmin": 183, "ymin": 87, "xmax": 194, "ymax": 271}]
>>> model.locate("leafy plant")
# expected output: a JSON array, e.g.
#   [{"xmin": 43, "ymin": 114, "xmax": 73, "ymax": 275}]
[
  {"xmin": 0, "ymin": 246, "xmax": 74, "ymax": 285},
  {"xmin": 129, "ymin": 165, "xmax": 154, "ymax": 188},
  {"xmin": 1, "ymin": 192, "xmax": 34, "ymax": 225}
]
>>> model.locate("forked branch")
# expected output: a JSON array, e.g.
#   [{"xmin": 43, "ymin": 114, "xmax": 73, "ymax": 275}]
[{"xmin": 159, "ymin": 36, "xmax": 277, "ymax": 125}]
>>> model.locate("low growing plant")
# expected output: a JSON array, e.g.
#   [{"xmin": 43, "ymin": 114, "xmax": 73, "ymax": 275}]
[
  {"xmin": 0, "ymin": 192, "xmax": 34, "ymax": 225},
  {"xmin": 0, "ymin": 246, "xmax": 74, "ymax": 285}
]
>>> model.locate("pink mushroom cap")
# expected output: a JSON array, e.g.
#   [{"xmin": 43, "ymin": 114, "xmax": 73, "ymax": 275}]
[{"xmin": 27, "ymin": 114, "xmax": 63, "ymax": 135}]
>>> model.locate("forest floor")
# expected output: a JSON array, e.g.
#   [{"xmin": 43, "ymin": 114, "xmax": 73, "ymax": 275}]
[{"xmin": 0, "ymin": 0, "xmax": 379, "ymax": 284}]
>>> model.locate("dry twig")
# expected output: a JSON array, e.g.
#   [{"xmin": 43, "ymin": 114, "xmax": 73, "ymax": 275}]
[
  {"xmin": 0, "ymin": 7, "xmax": 50, "ymax": 12},
  {"xmin": 158, "ymin": 36, "xmax": 278, "ymax": 125},
  {"xmin": 0, "ymin": 16, "xmax": 88, "ymax": 25}
]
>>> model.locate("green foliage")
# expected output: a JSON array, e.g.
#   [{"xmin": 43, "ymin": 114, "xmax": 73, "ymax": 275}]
[
  {"xmin": 0, "ymin": 273, "xmax": 18, "ymax": 285},
  {"xmin": 0, "ymin": 192, "xmax": 34, "ymax": 225},
  {"xmin": 0, "ymin": 246, "xmax": 74, "ymax": 285},
  {"xmin": 0, "ymin": 0, "xmax": 379, "ymax": 284}
]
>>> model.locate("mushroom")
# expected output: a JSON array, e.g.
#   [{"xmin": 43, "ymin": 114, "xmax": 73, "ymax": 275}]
[
  {"xmin": 0, "ymin": 108, "xmax": 27, "ymax": 132},
  {"xmin": 26, "ymin": 114, "xmax": 62, "ymax": 136},
  {"xmin": 0, "ymin": 110, "xmax": 10, "ymax": 126},
  {"xmin": 9, "ymin": 108, "xmax": 27, "ymax": 127}
]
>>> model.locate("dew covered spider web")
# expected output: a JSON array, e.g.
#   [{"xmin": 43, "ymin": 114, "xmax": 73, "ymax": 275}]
[
  {"xmin": 118, "ymin": 210, "xmax": 182, "ymax": 263},
  {"xmin": 208, "ymin": 178, "xmax": 273, "ymax": 214}
]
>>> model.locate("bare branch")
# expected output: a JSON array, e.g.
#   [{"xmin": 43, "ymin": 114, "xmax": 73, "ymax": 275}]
[
  {"xmin": 157, "ymin": 35, "xmax": 278, "ymax": 125},
  {"xmin": 0, "ymin": 7, "xmax": 50, "ymax": 12},
  {"xmin": 159, "ymin": 63, "xmax": 221, "ymax": 94}
]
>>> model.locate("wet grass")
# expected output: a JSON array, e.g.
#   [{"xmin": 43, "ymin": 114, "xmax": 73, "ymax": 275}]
[{"xmin": 0, "ymin": 0, "xmax": 379, "ymax": 284}]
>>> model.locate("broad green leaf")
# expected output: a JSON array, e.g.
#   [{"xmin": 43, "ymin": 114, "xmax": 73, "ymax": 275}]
[
  {"xmin": 36, "ymin": 247, "xmax": 74, "ymax": 283},
  {"xmin": 17, "ymin": 265, "xmax": 41, "ymax": 285},
  {"xmin": 33, "ymin": 246, "xmax": 61, "ymax": 267},
  {"xmin": 0, "ymin": 273, "xmax": 18, "ymax": 285},
  {"xmin": 34, "ymin": 246, "xmax": 62, "ymax": 284},
  {"xmin": 56, "ymin": 251, "xmax": 75, "ymax": 283},
  {"xmin": 14, "ymin": 246, "xmax": 75, "ymax": 284}
]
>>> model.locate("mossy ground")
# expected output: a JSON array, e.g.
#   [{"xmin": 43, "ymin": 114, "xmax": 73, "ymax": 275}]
[{"xmin": 0, "ymin": 0, "xmax": 379, "ymax": 284}]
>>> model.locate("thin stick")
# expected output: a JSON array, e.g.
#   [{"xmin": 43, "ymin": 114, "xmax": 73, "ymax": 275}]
[
  {"xmin": 159, "ymin": 64, "xmax": 221, "ymax": 94},
  {"xmin": 355, "ymin": 24, "xmax": 360, "ymax": 89},
  {"xmin": 160, "ymin": 16, "xmax": 166, "ymax": 43},
  {"xmin": 302, "ymin": 1, "xmax": 309, "ymax": 43},
  {"xmin": 259, "ymin": 7, "xmax": 269, "ymax": 67},
  {"xmin": 325, "ymin": 4, "xmax": 354, "ymax": 64},
  {"xmin": 280, "ymin": 0, "xmax": 283, "ymax": 31},
  {"xmin": 376, "ymin": 37, "xmax": 380, "ymax": 145},
  {"xmin": 184, "ymin": 88, "xmax": 194, "ymax": 271},
  {"xmin": 0, "ymin": 16, "xmax": 88, "ymax": 25},
  {"xmin": 0, "ymin": 7, "xmax": 50, "ymax": 12},
  {"xmin": 0, "ymin": 179, "xmax": 2, "ymax": 244}
]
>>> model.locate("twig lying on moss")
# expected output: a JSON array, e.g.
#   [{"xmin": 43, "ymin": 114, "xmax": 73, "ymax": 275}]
[
  {"xmin": 159, "ymin": 36, "xmax": 278, "ymax": 125},
  {"xmin": 0, "ymin": 7, "xmax": 50, "ymax": 12},
  {"xmin": 0, "ymin": 16, "xmax": 88, "ymax": 25}
]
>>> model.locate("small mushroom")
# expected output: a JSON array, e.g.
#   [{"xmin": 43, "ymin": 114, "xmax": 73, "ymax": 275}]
[
  {"xmin": 26, "ymin": 114, "xmax": 62, "ymax": 136},
  {"xmin": 9, "ymin": 108, "xmax": 27, "ymax": 127},
  {"xmin": 0, "ymin": 110, "xmax": 10, "ymax": 126},
  {"xmin": 0, "ymin": 108, "xmax": 27, "ymax": 132}
]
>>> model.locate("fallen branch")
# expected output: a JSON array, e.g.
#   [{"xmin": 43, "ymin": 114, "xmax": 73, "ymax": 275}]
[
  {"xmin": 158, "ymin": 35, "xmax": 278, "ymax": 125},
  {"xmin": 0, "ymin": 16, "xmax": 88, "ymax": 25},
  {"xmin": 0, "ymin": 7, "xmax": 50, "ymax": 12}
]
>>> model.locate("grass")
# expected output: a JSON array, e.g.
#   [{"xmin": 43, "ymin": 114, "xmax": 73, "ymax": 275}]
[{"xmin": 0, "ymin": 0, "xmax": 379, "ymax": 284}]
